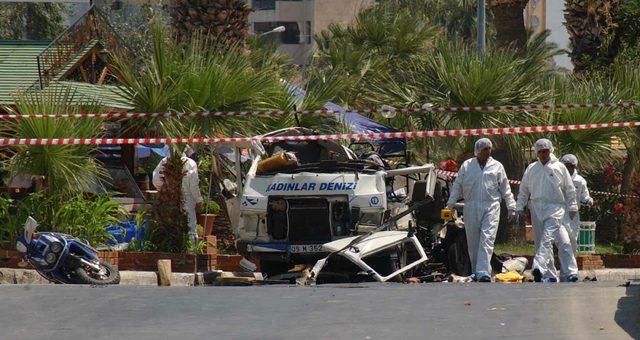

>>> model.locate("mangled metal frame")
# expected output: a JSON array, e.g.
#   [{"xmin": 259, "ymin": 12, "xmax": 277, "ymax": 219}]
[{"xmin": 303, "ymin": 199, "xmax": 433, "ymax": 285}]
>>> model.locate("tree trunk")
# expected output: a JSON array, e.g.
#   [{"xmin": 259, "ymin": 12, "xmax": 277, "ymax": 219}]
[
  {"xmin": 169, "ymin": 0, "xmax": 252, "ymax": 49},
  {"xmin": 492, "ymin": 136, "xmax": 526, "ymax": 243},
  {"xmin": 621, "ymin": 134, "xmax": 639, "ymax": 194},
  {"xmin": 488, "ymin": 0, "xmax": 529, "ymax": 50},
  {"xmin": 622, "ymin": 175, "xmax": 640, "ymax": 253},
  {"xmin": 564, "ymin": 0, "xmax": 621, "ymax": 72}
]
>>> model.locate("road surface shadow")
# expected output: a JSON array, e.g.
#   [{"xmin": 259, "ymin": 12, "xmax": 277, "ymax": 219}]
[{"xmin": 615, "ymin": 283, "xmax": 640, "ymax": 339}]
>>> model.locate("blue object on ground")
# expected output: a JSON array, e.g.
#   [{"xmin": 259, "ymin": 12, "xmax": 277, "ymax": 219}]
[
  {"xmin": 567, "ymin": 274, "xmax": 579, "ymax": 282},
  {"xmin": 106, "ymin": 220, "xmax": 146, "ymax": 245}
]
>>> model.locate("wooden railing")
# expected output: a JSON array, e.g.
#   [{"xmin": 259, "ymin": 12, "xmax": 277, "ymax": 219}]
[{"xmin": 35, "ymin": 5, "xmax": 127, "ymax": 89}]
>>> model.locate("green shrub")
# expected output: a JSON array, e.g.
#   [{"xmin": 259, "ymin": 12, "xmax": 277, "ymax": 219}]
[{"xmin": 0, "ymin": 193, "xmax": 125, "ymax": 247}]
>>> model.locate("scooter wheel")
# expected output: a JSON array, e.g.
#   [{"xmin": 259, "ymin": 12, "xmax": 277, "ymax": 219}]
[{"xmin": 74, "ymin": 261, "xmax": 120, "ymax": 285}]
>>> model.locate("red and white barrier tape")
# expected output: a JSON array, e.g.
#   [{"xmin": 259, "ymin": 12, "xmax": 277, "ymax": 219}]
[
  {"xmin": 2, "ymin": 121, "xmax": 638, "ymax": 146},
  {"xmin": 434, "ymin": 169, "xmax": 639, "ymax": 199},
  {"xmin": 1, "ymin": 101, "xmax": 640, "ymax": 119}
]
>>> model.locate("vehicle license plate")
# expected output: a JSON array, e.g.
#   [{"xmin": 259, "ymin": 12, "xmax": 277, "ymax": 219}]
[{"xmin": 289, "ymin": 244, "xmax": 324, "ymax": 253}]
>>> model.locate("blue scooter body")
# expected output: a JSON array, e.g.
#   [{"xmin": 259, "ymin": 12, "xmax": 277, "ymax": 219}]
[{"xmin": 16, "ymin": 218, "xmax": 104, "ymax": 284}]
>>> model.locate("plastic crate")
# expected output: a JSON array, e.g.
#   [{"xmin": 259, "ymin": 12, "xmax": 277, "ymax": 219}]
[
  {"xmin": 106, "ymin": 220, "xmax": 146, "ymax": 245},
  {"xmin": 578, "ymin": 221, "xmax": 596, "ymax": 254}
]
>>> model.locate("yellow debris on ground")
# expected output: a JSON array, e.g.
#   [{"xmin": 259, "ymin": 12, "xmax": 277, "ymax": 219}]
[{"xmin": 495, "ymin": 271, "xmax": 524, "ymax": 283}]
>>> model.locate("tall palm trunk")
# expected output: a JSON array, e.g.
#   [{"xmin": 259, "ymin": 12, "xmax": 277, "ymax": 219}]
[
  {"xmin": 622, "ymin": 175, "xmax": 640, "ymax": 253},
  {"xmin": 151, "ymin": 153, "xmax": 189, "ymax": 252},
  {"xmin": 564, "ymin": 0, "xmax": 621, "ymax": 72},
  {"xmin": 488, "ymin": 0, "xmax": 529, "ymax": 49},
  {"xmin": 170, "ymin": 0, "xmax": 252, "ymax": 48}
]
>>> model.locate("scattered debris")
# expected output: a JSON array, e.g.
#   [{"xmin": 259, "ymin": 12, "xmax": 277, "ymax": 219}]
[
  {"xmin": 448, "ymin": 274, "xmax": 474, "ymax": 283},
  {"xmin": 215, "ymin": 271, "xmax": 264, "ymax": 286},
  {"xmin": 495, "ymin": 271, "xmax": 524, "ymax": 283}
]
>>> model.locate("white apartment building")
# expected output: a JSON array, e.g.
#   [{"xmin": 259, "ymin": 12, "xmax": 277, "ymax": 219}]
[
  {"xmin": 524, "ymin": 0, "xmax": 573, "ymax": 70},
  {"xmin": 249, "ymin": 0, "xmax": 374, "ymax": 64}
]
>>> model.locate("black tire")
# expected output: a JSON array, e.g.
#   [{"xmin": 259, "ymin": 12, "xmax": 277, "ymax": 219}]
[
  {"xmin": 74, "ymin": 261, "xmax": 120, "ymax": 285},
  {"xmin": 259, "ymin": 260, "xmax": 291, "ymax": 279}
]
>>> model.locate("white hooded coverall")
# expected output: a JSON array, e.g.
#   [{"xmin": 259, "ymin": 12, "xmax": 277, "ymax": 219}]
[
  {"xmin": 564, "ymin": 172, "xmax": 593, "ymax": 252},
  {"xmin": 447, "ymin": 157, "xmax": 516, "ymax": 278},
  {"xmin": 516, "ymin": 155, "xmax": 579, "ymax": 280},
  {"xmin": 152, "ymin": 155, "xmax": 203, "ymax": 240}
]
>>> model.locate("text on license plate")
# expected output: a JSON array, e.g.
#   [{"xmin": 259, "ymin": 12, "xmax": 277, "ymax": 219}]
[{"xmin": 289, "ymin": 244, "xmax": 324, "ymax": 253}]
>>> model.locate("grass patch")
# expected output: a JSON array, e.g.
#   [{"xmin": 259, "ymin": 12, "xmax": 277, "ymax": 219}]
[
  {"xmin": 595, "ymin": 242, "xmax": 624, "ymax": 255},
  {"xmin": 494, "ymin": 242, "xmax": 535, "ymax": 256},
  {"xmin": 494, "ymin": 242, "xmax": 626, "ymax": 255}
]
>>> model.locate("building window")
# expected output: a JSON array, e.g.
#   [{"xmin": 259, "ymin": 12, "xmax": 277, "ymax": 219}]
[
  {"xmin": 304, "ymin": 21, "xmax": 311, "ymax": 44},
  {"xmin": 253, "ymin": 0, "xmax": 276, "ymax": 10},
  {"xmin": 279, "ymin": 22, "xmax": 300, "ymax": 44}
]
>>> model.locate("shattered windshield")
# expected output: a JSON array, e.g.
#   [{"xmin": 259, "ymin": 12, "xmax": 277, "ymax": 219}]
[{"xmin": 257, "ymin": 140, "xmax": 382, "ymax": 175}]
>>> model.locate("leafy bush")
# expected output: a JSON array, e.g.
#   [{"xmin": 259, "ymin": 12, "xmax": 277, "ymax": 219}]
[
  {"xmin": 50, "ymin": 195, "xmax": 125, "ymax": 246},
  {"xmin": 0, "ymin": 195, "xmax": 22, "ymax": 246},
  {"xmin": 581, "ymin": 163, "xmax": 627, "ymax": 242},
  {"xmin": 0, "ymin": 193, "xmax": 125, "ymax": 247}
]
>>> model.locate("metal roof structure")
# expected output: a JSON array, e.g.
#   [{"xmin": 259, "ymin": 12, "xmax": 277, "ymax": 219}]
[
  {"xmin": 0, "ymin": 40, "xmax": 50, "ymax": 106},
  {"xmin": 0, "ymin": 40, "xmax": 132, "ymax": 110}
]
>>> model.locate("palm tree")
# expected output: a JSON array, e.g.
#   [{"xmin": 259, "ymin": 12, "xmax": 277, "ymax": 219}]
[
  {"xmin": 313, "ymin": 6, "xmax": 437, "ymax": 108},
  {"xmin": 368, "ymin": 37, "xmax": 553, "ymax": 163},
  {"xmin": 543, "ymin": 73, "xmax": 623, "ymax": 168},
  {"xmin": 487, "ymin": 0, "xmax": 529, "ymax": 49},
  {"xmin": 169, "ymin": 0, "xmax": 252, "ymax": 48},
  {"xmin": 0, "ymin": 88, "xmax": 107, "ymax": 198},
  {"xmin": 613, "ymin": 63, "xmax": 640, "ymax": 194},
  {"xmin": 564, "ymin": 0, "xmax": 621, "ymax": 72},
  {"xmin": 112, "ymin": 22, "xmax": 344, "ymax": 251},
  {"xmin": 0, "ymin": 2, "xmax": 68, "ymax": 40},
  {"xmin": 151, "ymin": 149, "xmax": 189, "ymax": 252}
]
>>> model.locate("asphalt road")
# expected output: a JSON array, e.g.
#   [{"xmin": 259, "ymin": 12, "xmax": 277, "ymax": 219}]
[{"xmin": 0, "ymin": 282, "xmax": 638, "ymax": 340}]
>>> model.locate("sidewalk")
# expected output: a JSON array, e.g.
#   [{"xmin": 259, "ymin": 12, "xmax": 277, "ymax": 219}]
[{"xmin": 1, "ymin": 268, "xmax": 639, "ymax": 286}]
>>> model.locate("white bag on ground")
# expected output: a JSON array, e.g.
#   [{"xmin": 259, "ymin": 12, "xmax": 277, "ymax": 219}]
[{"xmin": 501, "ymin": 257, "xmax": 528, "ymax": 274}]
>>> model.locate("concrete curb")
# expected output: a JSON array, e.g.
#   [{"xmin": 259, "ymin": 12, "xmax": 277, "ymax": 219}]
[
  {"xmin": 0, "ymin": 268, "xmax": 226, "ymax": 286},
  {"xmin": 579, "ymin": 269, "xmax": 640, "ymax": 281},
  {"xmin": 2, "ymin": 268, "xmax": 640, "ymax": 285}
]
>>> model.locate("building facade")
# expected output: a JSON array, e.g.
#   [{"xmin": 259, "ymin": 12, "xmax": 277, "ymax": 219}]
[
  {"xmin": 524, "ymin": 0, "xmax": 573, "ymax": 70},
  {"xmin": 249, "ymin": 0, "xmax": 374, "ymax": 64}
]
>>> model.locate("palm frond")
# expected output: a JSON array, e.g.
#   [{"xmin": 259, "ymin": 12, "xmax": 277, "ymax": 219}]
[{"xmin": 2, "ymin": 87, "xmax": 108, "ymax": 197}]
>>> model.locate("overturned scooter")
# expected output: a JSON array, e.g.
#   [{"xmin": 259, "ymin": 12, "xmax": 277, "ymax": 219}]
[
  {"xmin": 15, "ymin": 217, "xmax": 120, "ymax": 285},
  {"xmin": 300, "ymin": 200, "xmax": 431, "ymax": 285}
]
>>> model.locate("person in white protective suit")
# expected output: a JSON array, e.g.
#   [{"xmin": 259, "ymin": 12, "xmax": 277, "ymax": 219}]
[
  {"xmin": 152, "ymin": 146, "xmax": 203, "ymax": 244},
  {"xmin": 516, "ymin": 139, "xmax": 579, "ymax": 282},
  {"xmin": 560, "ymin": 154, "xmax": 594, "ymax": 254},
  {"xmin": 446, "ymin": 138, "xmax": 517, "ymax": 282}
]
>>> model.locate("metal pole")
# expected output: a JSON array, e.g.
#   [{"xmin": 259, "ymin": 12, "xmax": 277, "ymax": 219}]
[
  {"xmin": 36, "ymin": 56, "xmax": 43, "ymax": 90},
  {"xmin": 477, "ymin": 0, "xmax": 486, "ymax": 54}
]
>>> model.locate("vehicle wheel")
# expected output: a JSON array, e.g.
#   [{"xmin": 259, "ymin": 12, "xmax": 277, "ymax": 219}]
[
  {"xmin": 74, "ymin": 261, "xmax": 120, "ymax": 285},
  {"xmin": 259, "ymin": 260, "xmax": 291, "ymax": 278}
]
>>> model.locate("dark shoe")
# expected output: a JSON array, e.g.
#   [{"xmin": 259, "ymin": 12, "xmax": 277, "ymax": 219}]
[
  {"xmin": 478, "ymin": 275, "xmax": 491, "ymax": 282},
  {"xmin": 567, "ymin": 274, "xmax": 578, "ymax": 282},
  {"xmin": 532, "ymin": 268, "xmax": 542, "ymax": 282},
  {"xmin": 542, "ymin": 277, "xmax": 558, "ymax": 283}
]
